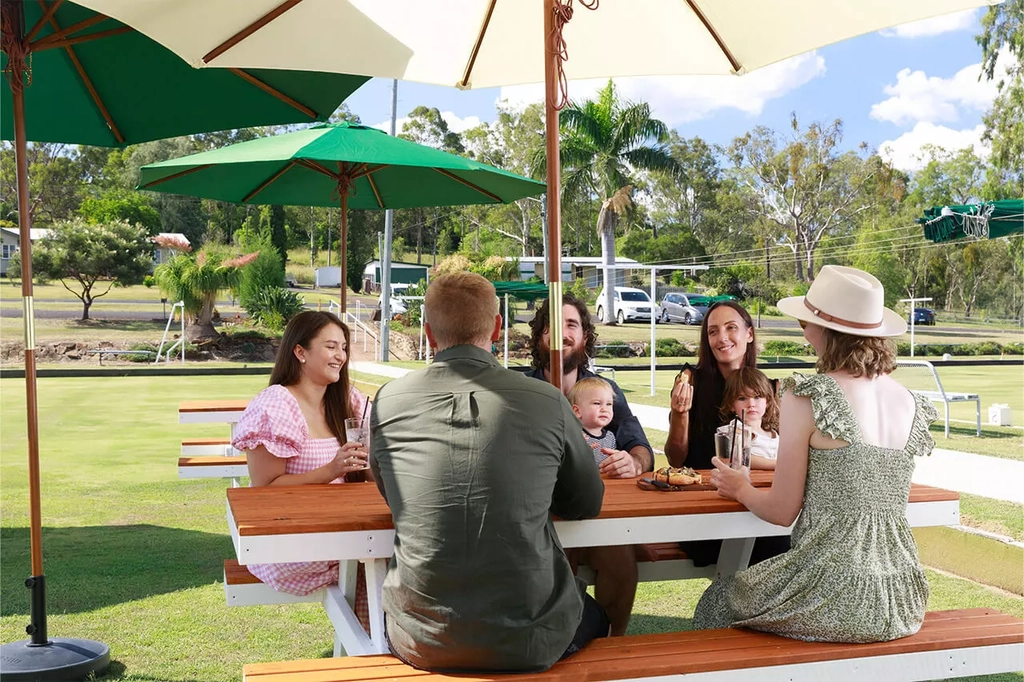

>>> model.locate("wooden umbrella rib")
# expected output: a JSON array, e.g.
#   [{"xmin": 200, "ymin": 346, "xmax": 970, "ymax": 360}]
[
  {"xmin": 141, "ymin": 164, "xmax": 212, "ymax": 189},
  {"xmin": 458, "ymin": 0, "xmax": 497, "ymax": 89},
  {"xmin": 39, "ymin": 9, "xmax": 123, "ymax": 143},
  {"xmin": 25, "ymin": 0, "xmax": 63, "ymax": 43},
  {"xmin": 203, "ymin": 0, "xmax": 305, "ymax": 65},
  {"xmin": 229, "ymin": 68, "xmax": 318, "ymax": 119},
  {"xmin": 33, "ymin": 25, "xmax": 131, "ymax": 52},
  {"xmin": 243, "ymin": 162, "xmax": 296, "ymax": 203},
  {"xmin": 31, "ymin": 12, "xmax": 105, "ymax": 48},
  {"xmin": 366, "ymin": 173, "xmax": 384, "ymax": 208},
  {"xmin": 351, "ymin": 163, "xmax": 386, "ymax": 180},
  {"xmin": 294, "ymin": 158, "xmax": 340, "ymax": 180},
  {"xmin": 433, "ymin": 168, "xmax": 502, "ymax": 202},
  {"xmin": 683, "ymin": 0, "xmax": 741, "ymax": 73}
]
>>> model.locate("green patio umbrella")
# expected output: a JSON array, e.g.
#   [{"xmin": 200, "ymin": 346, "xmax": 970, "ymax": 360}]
[
  {"xmin": 918, "ymin": 200, "xmax": 1024, "ymax": 243},
  {"xmin": 0, "ymin": 2, "xmax": 366, "ymax": 678},
  {"xmin": 137, "ymin": 122, "xmax": 547, "ymax": 312}
]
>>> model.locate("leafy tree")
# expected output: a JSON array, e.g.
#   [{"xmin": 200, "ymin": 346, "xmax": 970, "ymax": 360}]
[
  {"xmin": 155, "ymin": 247, "xmax": 258, "ymax": 341},
  {"xmin": 554, "ymin": 80, "xmax": 680, "ymax": 324},
  {"xmin": 78, "ymin": 188, "xmax": 161, "ymax": 234},
  {"xmin": 32, "ymin": 219, "xmax": 152, "ymax": 320},
  {"xmin": 729, "ymin": 115, "xmax": 886, "ymax": 281},
  {"xmin": 977, "ymin": 0, "xmax": 1023, "ymax": 191},
  {"xmin": 0, "ymin": 142, "xmax": 88, "ymax": 226}
]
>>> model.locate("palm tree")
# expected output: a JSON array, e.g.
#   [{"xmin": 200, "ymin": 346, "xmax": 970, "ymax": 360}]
[
  {"xmin": 559, "ymin": 81, "xmax": 681, "ymax": 325},
  {"xmin": 155, "ymin": 242, "xmax": 258, "ymax": 342}
]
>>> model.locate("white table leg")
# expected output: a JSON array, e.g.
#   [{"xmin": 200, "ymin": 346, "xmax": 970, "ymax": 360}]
[
  {"xmin": 716, "ymin": 537, "xmax": 755, "ymax": 577},
  {"xmin": 363, "ymin": 558, "xmax": 388, "ymax": 654}
]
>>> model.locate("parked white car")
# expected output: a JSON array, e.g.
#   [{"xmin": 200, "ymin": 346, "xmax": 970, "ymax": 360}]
[
  {"xmin": 595, "ymin": 287, "xmax": 662, "ymax": 324},
  {"xmin": 378, "ymin": 283, "xmax": 410, "ymax": 318}
]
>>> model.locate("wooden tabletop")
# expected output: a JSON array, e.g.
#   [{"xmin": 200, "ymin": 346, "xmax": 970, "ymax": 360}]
[
  {"xmin": 227, "ymin": 475, "xmax": 957, "ymax": 539},
  {"xmin": 179, "ymin": 399, "xmax": 249, "ymax": 414}
]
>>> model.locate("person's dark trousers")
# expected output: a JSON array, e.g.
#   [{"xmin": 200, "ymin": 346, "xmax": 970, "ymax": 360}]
[
  {"xmin": 384, "ymin": 594, "xmax": 610, "ymax": 672},
  {"xmin": 680, "ymin": 536, "xmax": 791, "ymax": 569}
]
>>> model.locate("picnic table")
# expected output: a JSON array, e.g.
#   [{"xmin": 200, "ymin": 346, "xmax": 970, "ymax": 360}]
[{"xmin": 225, "ymin": 476, "xmax": 959, "ymax": 658}]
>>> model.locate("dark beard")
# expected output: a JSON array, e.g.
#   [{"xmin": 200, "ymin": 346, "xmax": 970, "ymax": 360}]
[{"xmin": 541, "ymin": 342, "xmax": 589, "ymax": 376}]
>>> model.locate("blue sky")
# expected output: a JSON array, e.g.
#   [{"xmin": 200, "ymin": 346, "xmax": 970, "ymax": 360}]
[{"xmin": 342, "ymin": 8, "xmax": 1003, "ymax": 173}]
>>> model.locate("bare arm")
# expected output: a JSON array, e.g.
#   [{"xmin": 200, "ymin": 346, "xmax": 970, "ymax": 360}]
[
  {"xmin": 710, "ymin": 390, "xmax": 811, "ymax": 526},
  {"xmin": 664, "ymin": 370, "xmax": 693, "ymax": 467},
  {"xmin": 247, "ymin": 441, "xmax": 369, "ymax": 487}
]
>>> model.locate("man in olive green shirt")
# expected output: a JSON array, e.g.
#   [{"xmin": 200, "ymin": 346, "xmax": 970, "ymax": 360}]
[{"xmin": 370, "ymin": 272, "xmax": 607, "ymax": 672}]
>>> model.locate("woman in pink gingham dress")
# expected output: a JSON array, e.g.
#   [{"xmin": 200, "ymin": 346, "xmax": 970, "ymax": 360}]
[{"xmin": 232, "ymin": 311, "xmax": 371, "ymax": 629}]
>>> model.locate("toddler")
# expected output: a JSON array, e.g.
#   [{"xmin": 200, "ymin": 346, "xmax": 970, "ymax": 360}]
[
  {"xmin": 568, "ymin": 376, "xmax": 617, "ymax": 465},
  {"xmin": 717, "ymin": 367, "xmax": 780, "ymax": 469}
]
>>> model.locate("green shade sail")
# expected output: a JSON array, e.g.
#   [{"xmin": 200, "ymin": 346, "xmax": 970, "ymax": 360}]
[
  {"xmin": 491, "ymin": 280, "xmax": 551, "ymax": 301},
  {"xmin": 1, "ymin": 1, "xmax": 368, "ymax": 146},
  {"xmin": 138, "ymin": 122, "xmax": 546, "ymax": 208},
  {"xmin": 918, "ymin": 200, "xmax": 1024, "ymax": 243}
]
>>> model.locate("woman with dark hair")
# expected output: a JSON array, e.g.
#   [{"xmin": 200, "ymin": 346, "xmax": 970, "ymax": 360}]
[
  {"xmin": 694, "ymin": 265, "xmax": 935, "ymax": 643},
  {"xmin": 232, "ymin": 311, "xmax": 371, "ymax": 618},
  {"xmin": 665, "ymin": 300, "xmax": 787, "ymax": 566},
  {"xmin": 665, "ymin": 300, "xmax": 759, "ymax": 469}
]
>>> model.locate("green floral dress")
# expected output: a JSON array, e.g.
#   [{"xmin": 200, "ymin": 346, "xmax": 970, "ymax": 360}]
[{"xmin": 692, "ymin": 372, "xmax": 938, "ymax": 643}]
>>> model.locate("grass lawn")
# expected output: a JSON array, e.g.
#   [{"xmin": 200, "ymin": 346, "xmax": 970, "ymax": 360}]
[{"xmin": 1, "ymin": 374, "xmax": 1021, "ymax": 681}]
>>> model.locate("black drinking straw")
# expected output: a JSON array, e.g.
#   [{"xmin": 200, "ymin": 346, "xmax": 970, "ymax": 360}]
[
  {"xmin": 740, "ymin": 409, "xmax": 746, "ymax": 467},
  {"xmin": 730, "ymin": 414, "xmax": 739, "ymax": 465}
]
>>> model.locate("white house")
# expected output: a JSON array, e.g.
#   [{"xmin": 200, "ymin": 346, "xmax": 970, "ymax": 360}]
[
  {"xmin": 361, "ymin": 260, "xmax": 430, "ymax": 291},
  {"xmin": 152, "ymin": 233, "xmax": 191, "ymax": 270},
  {"xmin": 510, "ymin": 256, "xmax": 641, "ymax": 288},
  {"xmin": 1, "ymin": 227, "xmax": 51, "ymax": 277}
]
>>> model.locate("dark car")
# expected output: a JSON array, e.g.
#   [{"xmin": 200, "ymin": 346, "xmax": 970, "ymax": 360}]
[{"xmin": 910, "ymin": 308, "xmax": 936, "ymax": 325}]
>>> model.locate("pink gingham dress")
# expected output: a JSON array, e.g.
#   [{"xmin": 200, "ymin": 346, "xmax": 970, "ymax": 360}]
[{"xmin": 232, "ymin": 384, "xmax": 369, "ymax": 621}]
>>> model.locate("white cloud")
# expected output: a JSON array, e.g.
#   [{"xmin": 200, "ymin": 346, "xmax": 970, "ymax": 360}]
[
  {"xmin": 497, "ymin": 52, "xmax": 826, "ymax": 127},
  {"xmin": 879, "ymin": 9, "xmax": 977, "ymax": 38},
  {"xmin": 870, "ymin": 61, "xmax": 998, "ymax": 126},
  {"xmin": 879, "ymin": 122, "xmax": 988, "ymax": 171},
  {"xmin": 371, "ymin": 111, "xmax": 483, "ymax": 136}
]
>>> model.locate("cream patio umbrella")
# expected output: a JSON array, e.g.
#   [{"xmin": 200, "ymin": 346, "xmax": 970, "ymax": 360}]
[{"xmin": 79, "ymin": 0, "xmax": 1000, "ymax": 388}]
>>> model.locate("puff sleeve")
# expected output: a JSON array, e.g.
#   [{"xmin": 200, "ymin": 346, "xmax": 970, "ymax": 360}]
[{"xmin": 232, "ymin": 384, "xmax": 306, "ymax": 459}]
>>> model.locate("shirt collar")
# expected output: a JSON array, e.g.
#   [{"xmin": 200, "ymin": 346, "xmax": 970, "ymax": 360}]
[{"xmin": 433, "ymin": 344, "xmax": 502, "ymax": 367}]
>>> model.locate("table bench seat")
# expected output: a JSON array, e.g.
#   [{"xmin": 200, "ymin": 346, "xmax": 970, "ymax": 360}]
[
  {"xmin": 243, "ymin": 608, "xmax": 1023, "ymax": 682},
  {"xmin": 179, "ymin": 455, "xmax": 248, "ymax": 480},
  {"xmin": 224, "ymin": 559, "xmax": 324, "ymax": 606},
  {"xmin": 181, "ymin": 437, "xmax": 233, "ymax": 455}
]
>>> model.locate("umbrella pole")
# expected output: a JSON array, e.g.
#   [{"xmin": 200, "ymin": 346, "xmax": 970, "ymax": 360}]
[
  {"xmin": 1, "ymin": 2, "xmax": 109, "ymax": 677},
  {"xmin": 543, "ymin": 0, "xmax": 563, "ymax": 392},
  {"xmin": 339, "ymin": 193, "xmax": 348, "ymax": 317}
]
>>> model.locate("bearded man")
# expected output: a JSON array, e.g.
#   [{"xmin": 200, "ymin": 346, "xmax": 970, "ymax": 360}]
[{"xmin": 526, "ymin": 293, "xmax": 653, "ymax": 635}]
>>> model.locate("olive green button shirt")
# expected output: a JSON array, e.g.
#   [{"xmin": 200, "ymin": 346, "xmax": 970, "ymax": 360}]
[{"xmin": 369, "ymin": 344, "xmax": 604, "ymax": 672}]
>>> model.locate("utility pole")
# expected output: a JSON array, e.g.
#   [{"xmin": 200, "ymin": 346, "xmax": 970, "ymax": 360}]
[
  {"xmin": 900, "ymin": 296, "xmax": 932, "ymax": 357},
  {"xmin": 381, "ymin": 79, "xmax": 398, "ymax": 362}
]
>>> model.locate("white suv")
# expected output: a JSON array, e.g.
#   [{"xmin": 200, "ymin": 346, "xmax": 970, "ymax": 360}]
[{"xmin": 596, "ymin": 287, "xmax": 661, "ymax": 324}]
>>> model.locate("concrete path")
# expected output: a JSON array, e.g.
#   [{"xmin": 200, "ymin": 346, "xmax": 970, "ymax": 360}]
[{"xmin": 355, "ymin": 362, "xmax": 1023, "ymax": 504}]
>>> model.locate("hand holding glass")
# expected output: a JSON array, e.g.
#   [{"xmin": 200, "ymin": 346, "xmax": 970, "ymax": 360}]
[
  {"xmin": 344, "ymin": 417, "xmax": 370, "ymax": 469},
  {"xmin": 715, "ymin": 432, "xmax": 750, "ymax": 469}
]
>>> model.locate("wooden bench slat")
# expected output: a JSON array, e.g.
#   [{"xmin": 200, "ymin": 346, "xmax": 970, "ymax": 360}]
[
  {"xmin": 242, "ymin": 609, "xmax": 1023, "ymax": 682},
  {"xmin": 182, "ymin": 437, "xmax": 233, "ymax": 446},
  {"xmin": 224, "ymin": 559, "xmax": 262, "ymax": 585},
  {"xmin": 179, "ymin": 455, "xmax": 248, "ymax": 467}
]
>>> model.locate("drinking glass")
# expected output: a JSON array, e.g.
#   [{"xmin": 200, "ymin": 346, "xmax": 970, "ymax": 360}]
[{"xmin": 344, "ymin": 417, "xmax": 365, "ymax": 446}]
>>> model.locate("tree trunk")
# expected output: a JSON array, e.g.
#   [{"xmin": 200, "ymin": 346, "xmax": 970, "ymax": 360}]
[
  {"xmin": 80, "ymin": 301, "xmax": 91, "ymax": 321},
  {"xmin": 794, "ymin": 240, "xmax": 804, "ymax": 282},
  {"xmin": 187, "ymin": 297, "xmax": 220, "ymax": 341},
  {"xmin": 598, "ymin": 205, "xmax": 617, "ymax": 326}
]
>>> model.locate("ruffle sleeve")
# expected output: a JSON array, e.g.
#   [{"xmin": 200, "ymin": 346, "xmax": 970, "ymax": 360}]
[
  {"xmin": 781, "ymin": 372, "xmax": 861, "ymax": 444},
  {"xmin": 232, "ymin": 384, "xmax": 306, "ymax": 459},
  {"xmin": 906, "ymin": 394, "xmax": 939, "ymax": 458},
  {"xmin": 348, "ymin": 385, "xmax": 369, "ymax": 423}
]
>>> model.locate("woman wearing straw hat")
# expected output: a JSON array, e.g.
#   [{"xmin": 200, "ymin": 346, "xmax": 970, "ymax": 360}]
[
  {"xmin": 232, "ymin": 311, "xmax": 373, "ymax": 629},
  {"xmin": 693, "ymin": 265, "xmax": 937, "ymax": 643}
]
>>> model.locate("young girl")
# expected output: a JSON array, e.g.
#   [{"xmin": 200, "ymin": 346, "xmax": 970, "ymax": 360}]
[
  {"xmin": 717, "ymin": 367, "xmax": 779, "ymax": 469},
  {"xmin": 568, "ymin": 376, "xmax": 617, "ymax": 465}
]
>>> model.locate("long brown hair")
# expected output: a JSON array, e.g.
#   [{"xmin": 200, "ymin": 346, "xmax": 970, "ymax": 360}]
[
  {"xmin": 269, "ymin": 311, "xmax": 353, "ymax": 444},
  {"xmin": 816, "ymin": 326, "xmax": 896, "ymax": 378},
  {"xmin": 720, "ymin": 367, "xmax": 779, "ymax": 434},
  {"xmin": 692, "ymin": 301, "xmax": 759, "ymax": 433}
]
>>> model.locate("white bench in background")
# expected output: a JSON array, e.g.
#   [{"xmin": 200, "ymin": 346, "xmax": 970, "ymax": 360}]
[{"xmin": 896, "ymin": 360, "xmax": 981, "ymax": 438}]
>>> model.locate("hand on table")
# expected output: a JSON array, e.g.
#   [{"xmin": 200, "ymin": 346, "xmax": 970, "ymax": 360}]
[
  {"xmin": 332, "ymin": 441, "xmax": 369, "ymax": 476},
  {"xmin": 709, "ymin": 457, "xmax": 751, "ymax": 500},
  {"xmin": 599, "ymin": 449, "xmax": 641, "ymax": 479}
]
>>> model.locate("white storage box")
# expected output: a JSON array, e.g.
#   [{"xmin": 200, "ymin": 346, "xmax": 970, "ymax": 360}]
[{"xmin": 988, "ymin": 404, "xmax": 1012, "ymax": 426}]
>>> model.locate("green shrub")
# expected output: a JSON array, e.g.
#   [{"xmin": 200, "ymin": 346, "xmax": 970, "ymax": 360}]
[
  {"xmin": 1002, "ymin": 343, "xmax": 1024, "ymax": 355},
  {"xmin": 975, "ymin": 342, "xmax": 1002, "ymax": 356},
  {"xmin": 896, "ymin": 342, "xmax": 912, "ymax": 356},
  {"xmin": 761, "ymin": 340, "xmax": 810, "ymax": 356},
  {"xmin": 143, "ymin": 274, "xmax": 156, "ymax": 288},
  {"xmin": 245, "ymin": 286, "xmax": 304, "ymax": 332},
  {"xmin": 655, "ymin": 338, "xmax": 683, "ymax": 357},
  {"xmin": 595, "ymin": 341, "xmax": 632, "ymax": 359},
  {"xmin": 225, "ymin": 328, "xmax": 273, "ymax": 340},
  {"xmin": 237, "ymin": 238, "xmax": 285, "ymax": 309},
  {"xmin": 126, "ymin": 342, "xmax": 158, "ymax": 362}
]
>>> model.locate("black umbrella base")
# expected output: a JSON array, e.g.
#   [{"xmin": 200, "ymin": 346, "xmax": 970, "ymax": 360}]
[{"xmin": 0, "ymin": 638, "xmax": 110, "ymax": 681}]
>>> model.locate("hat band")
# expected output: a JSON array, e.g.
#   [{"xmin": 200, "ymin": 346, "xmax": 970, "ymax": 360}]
[{"xmin": 803, "ymin": 298, "xmax": 882, "ymax": 330}]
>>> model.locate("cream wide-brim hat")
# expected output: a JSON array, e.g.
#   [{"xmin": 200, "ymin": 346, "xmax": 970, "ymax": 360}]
[{"xmin": 776, "ymin": 265, "xmax": 907, "ymax": 338}]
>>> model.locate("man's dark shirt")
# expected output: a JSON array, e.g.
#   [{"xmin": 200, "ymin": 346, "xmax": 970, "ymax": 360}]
[{"xmin": 526, "ymin": 366, "xmax": 653, "ymax": 471}]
